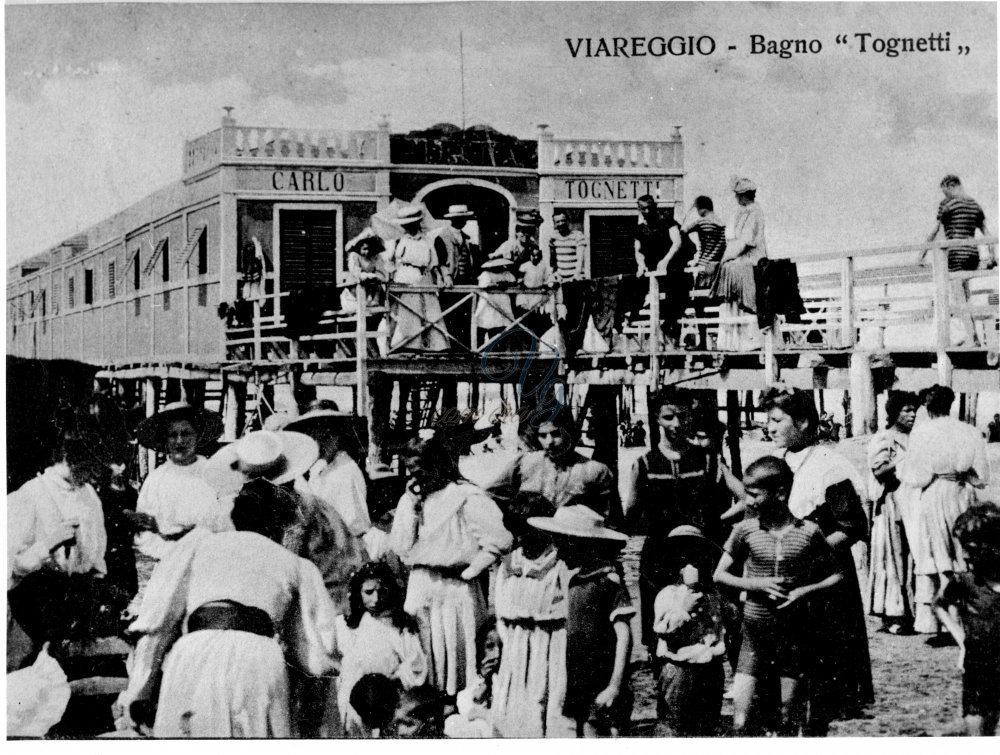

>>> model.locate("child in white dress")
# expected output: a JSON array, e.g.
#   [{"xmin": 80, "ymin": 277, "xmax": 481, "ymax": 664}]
[
  {"xmin": 491, "ymin": 496, "xmax": 574, "ymax": 738},
  {"xmin": 335, "ymin": 562, "xmax": 428, "ymax": 736}
]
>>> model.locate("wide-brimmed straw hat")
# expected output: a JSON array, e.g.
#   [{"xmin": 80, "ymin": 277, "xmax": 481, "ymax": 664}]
[
  {"xmin": 480, "ymin": 257, "xmax": 515, "ymax": 271},
  {"xmin": 393, "ymin": 205, "xmax": 425, "ymax": 226},
  {"xmin": 730, "ymin": 176, "xmax": 757, "ymax": 194},
  {"xmin": 283, "ymin": 399, "xmax": 355, "ymax": 435},
  {"xmin": 203, "ymin": 430, "xmax": 319, "ymax": 493},
  {"xmin": 345, "ymin": 229, "xmax": 385, "ymax": 256},
  {"xmin": 528, "ymin": 504, "xmax": 628, "ymax": 542},
  {"xmin": 443, "ymin": 204, "xmax": 475, "ymax": 219},
  {"xmin": 136, "ymin": 401, "xmax": 224, "ymax": 453}
]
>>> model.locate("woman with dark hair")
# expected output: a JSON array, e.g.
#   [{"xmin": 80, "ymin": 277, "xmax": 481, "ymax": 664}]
[
  {"xmin": 8, "ymin": 432, "xmax": 124, "ymax": 655},
  {"xmin": 763, "ymin": 387, "xmax": 873, "ymax": 731},
  {"xmin": 867, "ymin": 391, "xmax": 919, "ymax": 634},
  {"xmin": 488, "ymin": 408, "xmax": 621, "ymax": 525},
  {"xmin": 115, "ymin": 436, "xmax": 341, "ymax": 738},
  {"xmin": 388, "ymin": 435, "xmax": 512, "ymax": 696},
  {"xmin": 899, "ymin": 385, "xmax": 991, "ymax": 640},
  {"xmin": 622, "ymin": 391, "xmax": 716, "ymax": 660},
  {"xmin": 334, "ymin": 562, "xmax": 427, "ymax": 736},
  {"xmin": 713, "ymin": 177, "xmax": 768, "ymax": 351}
]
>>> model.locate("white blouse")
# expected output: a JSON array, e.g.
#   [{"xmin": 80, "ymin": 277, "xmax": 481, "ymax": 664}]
[
  {"xmin": 334, "ymin": 612, "xmax": 427, "ymax": 716},
  {"xmin": 783, "ymin": 445, "xmax": 867, "ymax": 520},
  {"xmin": 388, "ymin": 482, "xmax": 512, "ymax": 571},
  {"xmin": 302, "ymin": 452, "xmax": 371, "ymax": 537},
  {"xmin": 7, "ymin": 467, "xmax": 107, "ymax": 589},
  {"xmin": 135, "ymin": 457, "xmax": 233, "ymax": 560},
  {"xmin": 124, "ymin": 529, "xmax": 339, "ymax": 703},
  {"xmin": 898, "ymin": 416, "xmax": 990, "ymax": 490}
]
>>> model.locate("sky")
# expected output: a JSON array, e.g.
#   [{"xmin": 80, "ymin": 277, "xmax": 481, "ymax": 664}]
[{"xmin": 5, "ymin": 1, "xmax": 998, "ymax": 265}]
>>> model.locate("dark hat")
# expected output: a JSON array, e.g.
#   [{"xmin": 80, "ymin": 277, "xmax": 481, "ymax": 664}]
[
  {"xmin": 135, "ymin": 402, "xmax": 224, "ymax": 453},
  {"xmin": 284, "ymin": 399, "xmax": 355, "ymax": 435},
  {"xmin": 514, "ymin": 208, "xmax": 543, "ymax": 227},
  {"xmin": 940, "ymin": 173, "xmax": 962, "ymax": 186}
]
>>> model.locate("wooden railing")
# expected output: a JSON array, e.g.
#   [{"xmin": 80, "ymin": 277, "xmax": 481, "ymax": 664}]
[
  {"xmin": 224, "ymin": 237, "xmax": 997, "ymax": 388},
  {"xmin": 224, "ymin": 283, "xmax": 564, "ymax": 362}
]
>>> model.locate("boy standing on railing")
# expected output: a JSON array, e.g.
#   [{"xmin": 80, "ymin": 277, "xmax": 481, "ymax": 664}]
[
  {"xmin": 924, "ymin": 174, "xmax": 993, "ymax": 272},
  {"xmin": 922, "ymin": 174, "xmax": 995, "ymax": 347}
]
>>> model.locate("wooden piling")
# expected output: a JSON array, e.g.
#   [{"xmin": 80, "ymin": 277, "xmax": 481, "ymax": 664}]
[
  {"xmin": 849, "ymin": 351, "xmax": 878, "ymax": 436},
  {"xmin": 726, "ymin": 390, "xmax": 743, "ymax": 478},
  {"xmin": 143, "ymin": 377, "xmax": 160, "ymax": 474},
  {"xmin": 222, "ymin": 376, "xmax": 246, "ymax": 440}
]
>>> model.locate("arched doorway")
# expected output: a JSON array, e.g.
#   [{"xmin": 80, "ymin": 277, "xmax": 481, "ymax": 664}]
[{"xmin": 416, "ymin": 180, "xmax": 513, "ymax": 258}]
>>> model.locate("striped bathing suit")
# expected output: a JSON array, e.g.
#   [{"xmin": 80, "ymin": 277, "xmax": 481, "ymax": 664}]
[{"xmin": 937, "ymin": 196, "xmax": 985, "ymax": 271}]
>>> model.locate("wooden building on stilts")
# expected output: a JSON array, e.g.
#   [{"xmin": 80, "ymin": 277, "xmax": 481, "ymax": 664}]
[{"xmin": 8, "ymin": 109, "xmax": 999, "ymax": 483}]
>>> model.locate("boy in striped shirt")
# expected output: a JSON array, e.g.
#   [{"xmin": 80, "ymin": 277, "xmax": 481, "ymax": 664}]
[
  {"xmin": 924, "ymin": 174, "xmax": 992, "ymax": 272},
  {"xmin": 714, "ymin": 456, "xmax": 843, "ymax": 736}
]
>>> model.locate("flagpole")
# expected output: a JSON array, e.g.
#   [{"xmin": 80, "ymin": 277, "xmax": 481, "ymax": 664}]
[{"xmin": 460, "ymin": 31, "xmax": 466, "ymax": 130}]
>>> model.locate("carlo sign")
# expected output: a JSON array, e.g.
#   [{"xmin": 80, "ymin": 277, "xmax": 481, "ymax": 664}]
[{"xmin": 236, "ymin": 167, "xmax": 377, "ymax": 194}]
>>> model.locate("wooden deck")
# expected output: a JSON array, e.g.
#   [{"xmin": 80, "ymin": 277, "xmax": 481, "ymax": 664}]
[{"xmin": 208, "ymin": 236, "xmax": 999, "ymax": 392}]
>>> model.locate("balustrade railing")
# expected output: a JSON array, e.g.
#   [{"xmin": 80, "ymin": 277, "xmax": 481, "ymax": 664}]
[
  {"xmin": 184, "ymin": 126, "xmax": 386, "ymax": 176},
  {"xmin": 539, "ymin": 138, "xmax": 682, "ymax": 171}
]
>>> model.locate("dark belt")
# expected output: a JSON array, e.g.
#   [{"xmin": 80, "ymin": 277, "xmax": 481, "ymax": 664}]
[
  {"xmin": 414, "ymin": 564, "xmax": 468, "ymax": 580},
  {"xmin": 500, "ymin": 616, "xmax": 565, "ymax": 631},
  {"xmin": 187, "ymin": 601, "xmax": 275, "ymax": 638}
]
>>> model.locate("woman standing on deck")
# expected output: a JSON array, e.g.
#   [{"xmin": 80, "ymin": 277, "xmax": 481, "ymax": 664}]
[
  {"xmin": 867, "ymin": 391, "xmax": 919, "ymax": 634},
  {"xmin": 713, "ymin": 177, "xmax": 768, "ymax": 351},
  {"xmin": 763, "ymin": 388, "xmax": 873, "ymax": 732},
  {"xmin": 388, "ymin": 205, "xmax": 451, "ymax": 352}
]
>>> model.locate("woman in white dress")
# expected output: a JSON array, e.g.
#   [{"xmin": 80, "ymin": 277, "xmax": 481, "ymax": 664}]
[
  {"xmin": 867, "ymin": 391, "xmax": 919, "ymax": 633},
  {"xmin": 713, "ymin": 177, "xmax": 768, "ymax": 351},
  {"xmin": 389, "ymin": 435, "xmax": 513, "ymax": 695},
  {"xmin": 334, "ymin": 562, "xmax": 428, "ymax": 736},
  {"xmin": 898, "ymin": 385, "xmax": 990, "ymax": 637},
  {"xmin": 388, "ymin": 205, "xmax": 451, "ymax": 352},
  {"xmin": 115, "ymin": 432, "xmax": 339, "ymax": 738},
  {"xmin": 475, "ymin": 257, "xmax": 518, "ymax": 349},
  {"xmin": 133, "ymin": 402, "xmax": 232, "ymax": 561}
]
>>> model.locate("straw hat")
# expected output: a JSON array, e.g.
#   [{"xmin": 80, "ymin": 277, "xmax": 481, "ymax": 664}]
[
  {"xmin": 283, "ymin": 399, "xmax": 355, "ymax": 435},
  {"xmin": 345, "ymin": 229, "xmax": 385, "ymax": 256},
  {"xmin": 135, "ymin": 402, "xmax": 224, "ymax": 453},
  {"xmin": 203, "ymin": 431, "xmax": 319, "ymax": 493},
  {"xmin": 393, "ymin": 205, "xmax": 425, "ymax": 226},
  {"xmin": 730, "ymin": 176, "xmax": 757, "ymax": 194},
  {"xmin": 528, "ymin": 505, "xmax": 628, "ymax": 542},
  {"xmin": 480, "ymin": 257, "xmax": 515, "ymax": 271},
  {"xmin": 443, "ymin": 204, "xmax": 475, "ymax": 219},
  {"xmin": 514, "ymin": 208, "xmax": 543, "ymax": 227}
]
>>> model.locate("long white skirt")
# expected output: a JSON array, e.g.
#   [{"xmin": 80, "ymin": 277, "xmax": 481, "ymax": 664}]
[
  {"xmin": 915, "ymin": 478, "xmax": 975, "ymax": 576},
  {"xmin": 404, "ymin": 567, "xmax": 484, "ymax": 696},
  {"xmin": 491, "ymin": 622, "xmax": 574, "ymax": 738},
  {"xmin": 153, "ymin": 630, "xmax": 291, "ymax": 738}
]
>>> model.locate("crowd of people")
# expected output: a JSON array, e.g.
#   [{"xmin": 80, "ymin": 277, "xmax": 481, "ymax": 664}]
[
  {"xmin": 7, "ymin": 379, "xmax": 998, "ymax": 738},
  {"xmin": 334, "ymin": 178, "xmax": 772, "ymax": 357}
]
